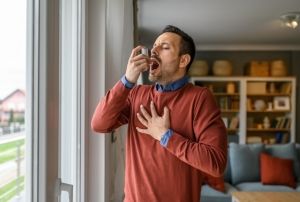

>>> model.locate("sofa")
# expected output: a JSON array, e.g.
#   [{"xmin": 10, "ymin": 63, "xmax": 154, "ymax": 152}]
[{"xmin": 200, "ymin": 143, "xmax": 300, "ymax": 202}]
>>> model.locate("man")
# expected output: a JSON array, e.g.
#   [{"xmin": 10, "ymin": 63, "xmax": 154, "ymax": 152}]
[{"xmin": 91, "ymin": 25, "xmax": 227, "ymax": 202}]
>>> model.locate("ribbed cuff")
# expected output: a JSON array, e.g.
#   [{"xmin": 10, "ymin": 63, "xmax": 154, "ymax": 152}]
[
  {"xmin": 160, "ymin": 129, "xmax": 173, "ymax": 147},
  {"xmin": 121, "ymin": 75, "xmax": 135, "ymax": 89}
]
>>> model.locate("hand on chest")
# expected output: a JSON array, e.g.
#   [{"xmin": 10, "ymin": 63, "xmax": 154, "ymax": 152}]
[{"xmin": 132, "ymin": 97, "xmax": 195, "ymax": 140}]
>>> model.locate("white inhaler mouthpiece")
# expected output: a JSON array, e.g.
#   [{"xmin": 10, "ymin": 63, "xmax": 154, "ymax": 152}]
[{"xmin": 140, "ymin": 47, "xmax": 150, "ymax": 57}]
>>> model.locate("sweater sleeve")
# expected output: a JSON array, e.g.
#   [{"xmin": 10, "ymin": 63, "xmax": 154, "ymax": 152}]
[
  {"xmin": 91, "ymin": 80, "xmax": 132, "ymax": 133},
  {"xmin": 165, "ymin": 88, "xmax": 227, "ymax": 177}
]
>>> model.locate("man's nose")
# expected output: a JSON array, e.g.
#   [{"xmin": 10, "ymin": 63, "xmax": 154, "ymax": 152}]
[{"xmin": 151, "ymin": 46, "xmax": 159, "ymax": 56}]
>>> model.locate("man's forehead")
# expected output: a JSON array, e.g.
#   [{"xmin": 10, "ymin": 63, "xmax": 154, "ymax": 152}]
[{"xmin": 154, "ymin": 32, "xmax": 181, "ymax": 45}]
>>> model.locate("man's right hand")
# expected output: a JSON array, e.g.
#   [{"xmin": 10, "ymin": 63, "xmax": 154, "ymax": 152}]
[{"xmin": 125, "ymin": 46, "xmax": 150, "ymax": 84}]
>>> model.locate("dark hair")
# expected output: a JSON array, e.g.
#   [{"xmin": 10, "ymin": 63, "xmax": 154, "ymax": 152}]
[{"xmin": 160, "ymin": 25, "xmax": 195, "ymax": 72}]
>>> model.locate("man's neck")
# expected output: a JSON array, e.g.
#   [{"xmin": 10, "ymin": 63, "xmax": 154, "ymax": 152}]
[{"xmin": 157, "ymin": 75, "xmax": 186, "ymax": 86}]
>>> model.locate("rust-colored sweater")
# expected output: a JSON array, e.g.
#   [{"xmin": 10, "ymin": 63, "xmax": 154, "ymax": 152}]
[{"xmin": 91, "ymin": 80, "xmax": 227, "ymax": 202}]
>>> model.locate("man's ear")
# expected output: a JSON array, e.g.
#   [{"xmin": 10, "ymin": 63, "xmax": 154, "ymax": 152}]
[{"xmin": 179, "ymin": 54, "xmax": 191, "ymax": 69}]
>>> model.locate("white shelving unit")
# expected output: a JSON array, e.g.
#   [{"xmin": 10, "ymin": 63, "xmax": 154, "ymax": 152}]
[{"xmin": 190, "ymin": 76, "xmax": 296, "ymax": 144}]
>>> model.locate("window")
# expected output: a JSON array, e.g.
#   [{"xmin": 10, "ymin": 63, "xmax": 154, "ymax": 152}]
[
  {"xmin": 59, "ymin": 0, "xmax": 86, "ymax": 201},
  {"xmin": 0, "ymin": 1, "xmax": 27, "ymax": 201}
]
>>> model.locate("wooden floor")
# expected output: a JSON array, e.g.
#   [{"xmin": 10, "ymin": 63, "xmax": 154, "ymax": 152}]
[{"xmin": 232, "ymin": 192, "xmax": 300, "ymax": 202}]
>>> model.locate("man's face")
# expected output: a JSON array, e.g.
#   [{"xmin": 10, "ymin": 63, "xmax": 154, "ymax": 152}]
[{"xmin": 149, "ymin": 32, "xmax": 184, "ymax": 84}]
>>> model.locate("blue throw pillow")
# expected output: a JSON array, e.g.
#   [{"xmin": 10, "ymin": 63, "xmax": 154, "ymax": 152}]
[
  {"xmin": 265, "ymin": 143, "xmax": 300, "ymax": 181},
  {"xmin": 229, "ymin": 143, "xmax": 264, "ymax": 185}
]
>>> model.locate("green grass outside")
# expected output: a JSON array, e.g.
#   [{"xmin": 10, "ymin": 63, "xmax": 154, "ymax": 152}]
[
  {"xmin": 0, "ymin": 151, "xmax": 24, "ymax": 164},
  {"xmin": 0, "ymin": 139, "xmax": 25, "ymax": 165},
  {"xmin": 0, "ymin": 176, "xmax": 24, "ymax": 202},
  {"xmin": 0, "ymin": 151, "xmax": 17, "ymax": 164},
  {"xmin": 0, "ymin": 139, "xmax": 25, "ymax": 153}
]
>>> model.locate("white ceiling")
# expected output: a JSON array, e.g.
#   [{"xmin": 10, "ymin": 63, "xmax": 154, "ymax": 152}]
[{"xmin": 137, "ymin": 0, "xmax": 300, "ymax": 50}]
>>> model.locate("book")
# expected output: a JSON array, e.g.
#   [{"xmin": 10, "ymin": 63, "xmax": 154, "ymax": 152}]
[
  {"xmin": 281, "ymin": 133, "xmax": 290, "ymax": 143},
  {"xmin": 247, "ymin": 136, "xmax": 262, "ymax": 144},
  {"xmin": 280, "ymin": 83, "xmax": 292, "ymax": 94},
  {"xmin": 229, "ymin": 117, "xmax": 239, "ymax": 129},
  {"xmin": 275, "ymin": 132, "xmax": 283, "ymax": 143},
  {"xmin": 222, "ymin": 117, "xmax": 228, "ymax": 128}
]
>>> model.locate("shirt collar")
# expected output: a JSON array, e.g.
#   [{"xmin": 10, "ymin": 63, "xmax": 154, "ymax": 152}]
[{"xmin": 155, "ymin": 76, "xmax": 189, "ymax": 92}]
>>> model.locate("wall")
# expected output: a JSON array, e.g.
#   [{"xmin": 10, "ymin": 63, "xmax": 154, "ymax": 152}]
[
  {"xmin": 291, "ymin": 51, "xmax": 300, "ymax": 143},
  {"xmin": 195, "ymin": 51, "xmax": 294, "ymax": 75}
]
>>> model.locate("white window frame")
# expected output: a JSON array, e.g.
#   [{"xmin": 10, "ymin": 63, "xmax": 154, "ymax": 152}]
[
  {"xmin": 59, "ymin": 0, "xmax": 86, "ymax": 201},
  {"xmin": 27, "ymin": 0, "xmax": 87, "ymax": 200},
  {"xmin": 27, "ymin": 0, "xmax": 61, "ymax": 201},
  {"xmin": 27, "ymin": 0, "xmax": 132, "ymax": 201}
]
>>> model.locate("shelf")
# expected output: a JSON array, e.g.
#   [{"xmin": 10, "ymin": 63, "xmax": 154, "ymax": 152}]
[
  {"xmin": 214, "ymin": 93, "xmax": 240, "ymax": 96},
  {"xmin": 227, "ymin": 129, "xmax": 239, "ymax": 132},
  {"xmin": 247, "ymin": 128, "xmax": 290, "ymax": 132},
  {"xmin": 247, "ymin": 110, "xmax": 291, "ymax": 113},
  {"xmin": 247, "ymin": 93, "xmax": 291, "ymax": 96},
  {"xmin": 221, "ymin": 110, "xmax": 240, "ymax": 113},
  {"xmin": 191, "ymin": 76, "xmax": 296, "ymax": 144}
]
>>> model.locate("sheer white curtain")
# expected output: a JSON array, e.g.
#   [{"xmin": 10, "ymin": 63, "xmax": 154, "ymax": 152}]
[
  {"xmin": 88, "ymin": 0, "xmax": 134, "ymax": 201},
  {"xmin": 106, "ymin": 0, "xmax": 134, "ymax": 201}
]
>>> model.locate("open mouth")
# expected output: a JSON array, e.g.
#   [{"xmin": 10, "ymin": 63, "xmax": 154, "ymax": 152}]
[
  {"xmin": 151, "ymin": 60, "xmax": 159, "ymax": 70},
  {"xmin": 150, "ymin": 55, "xmax": 160, "ymax": 71}
]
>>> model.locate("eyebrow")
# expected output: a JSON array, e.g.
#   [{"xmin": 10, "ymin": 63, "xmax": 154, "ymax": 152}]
[{"xmin": 154, "ymin": 42, "xmax": 171, "ymax": 47}]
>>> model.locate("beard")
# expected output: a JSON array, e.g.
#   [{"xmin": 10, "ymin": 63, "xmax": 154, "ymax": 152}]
[
  {"xmin": 148, "ymin": 70, "xmax": 174, "ymax": 84},
  {"xmin": 149, "ymin": 60, "xmax": 182, "ymax": 84},
  {"xmin": 148, "ymin": 73, "xmax": 161, "ymax": 82}
]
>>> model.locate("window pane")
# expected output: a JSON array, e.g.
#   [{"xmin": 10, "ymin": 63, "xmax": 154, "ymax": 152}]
[
  {"xmin": 0, "ymin": 1, "xmax": 27, "ymax": 202},
  {"xmin": 60, "ymin": 0, "xmax": 81, "ymax": 201}
]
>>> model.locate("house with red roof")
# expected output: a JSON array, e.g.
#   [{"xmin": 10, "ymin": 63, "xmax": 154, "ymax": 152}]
[{"xmin": 0, "ymin": 89, "xmax": 25, "ymax": 125}]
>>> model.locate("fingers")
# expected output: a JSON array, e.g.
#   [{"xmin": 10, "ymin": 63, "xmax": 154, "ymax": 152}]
[
  {"xmin": 131, "ymin": 57, "xmax": 149, "ymax": 68},
  {"xmin": 163, "ymin": 106, "xmax": 170, "ymax": 121},
  {"xmin": 130, "ymin": 45, "xmax": 150, "ymax": 64},
  {"xmin": 130, "ymin": 46, "xmax": 143, "ymax": 58},
  {"xmin": 129, "ymin": 50, "xmax": 150, "ymax": 73},
  {"xmin": 163, "ymin": 106, "xmax": 169, "ymax": 118},
  {"xmin": 137, "ymin": 112, "xmax": 148, "ymax": 126},
  {"xmin": 130, "ymin": 45, "xmax": 150, "ymax": 59},
  {"xmin": 140, "ymin": 105, "xmax": 151, "ymax": 120},
  {"xmin": 130, "ymin": 53, "xmax": 151, "ymax": 71},
  {"xmin": 136, "ymin": 127, "xmax": 148, "ymax": 134},
  {"xmin": 140, "ymin": 103, "xmax": 167, "ymax": 120},
  {"xmin": 131, "ymin": 53, "xmax": 149, "ymax": 62}
]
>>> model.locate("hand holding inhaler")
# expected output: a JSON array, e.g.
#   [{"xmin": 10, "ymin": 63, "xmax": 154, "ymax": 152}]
[{"xmin": 125, "ymin": 46, "xmax": 151, "ymax": 84}]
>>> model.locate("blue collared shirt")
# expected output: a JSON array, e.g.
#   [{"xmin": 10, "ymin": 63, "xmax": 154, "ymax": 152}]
[
  {"xmin": 120, "ymin": 75, "xmax": 189, "ymax": 147},
  {"xmin": 155, "ymin": 76, "xmax": 189, "ymax": 92},
  {"xmin": 121, "ymin": 75, "xmax": 135, "ymax": 89}
]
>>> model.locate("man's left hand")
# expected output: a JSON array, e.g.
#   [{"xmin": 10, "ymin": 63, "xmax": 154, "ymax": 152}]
[{"xmin": 136, "ymin": 101, "xmax": 170, "ymax": 141}]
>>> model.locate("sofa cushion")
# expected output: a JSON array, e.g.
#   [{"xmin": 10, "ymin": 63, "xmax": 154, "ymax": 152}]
[
  {"xmin": 265, "ymin": 143, "xmax": 300, "ymax": 181},
  {"xmin": 235, "ymin": 182, "xmax": 296, "ymax": 192},
  {"xmin": 260, "ymin": 153, "xmax": 296, "ymax": 188},
  {"xmin": 296, "ymin": 143, "xmax": 300, "ymax": 162},
  {"xmin": 200, "ymin": 196, "xmax": 232, "ymax": 202},
  {"xmin": 229, "ymin": 143, "xmax": 264, "ymax": 185},
  {"xmin": 201, "ymin": 183, "xmax": 235, "ymax": 202},
  {"xmin": 297, "ymin": 182, "xmax": 300, "ymax": 192}
]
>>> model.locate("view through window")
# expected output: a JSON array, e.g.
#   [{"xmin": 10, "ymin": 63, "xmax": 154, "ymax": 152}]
[{"xmin": 0, "ymin": 1, "xmax": 26, "ymax": 201}]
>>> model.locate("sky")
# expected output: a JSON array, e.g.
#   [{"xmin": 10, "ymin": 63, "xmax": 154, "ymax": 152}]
[{"xmin": 0, "ymin": 1, "xmax": 26, "ymax": 100}]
